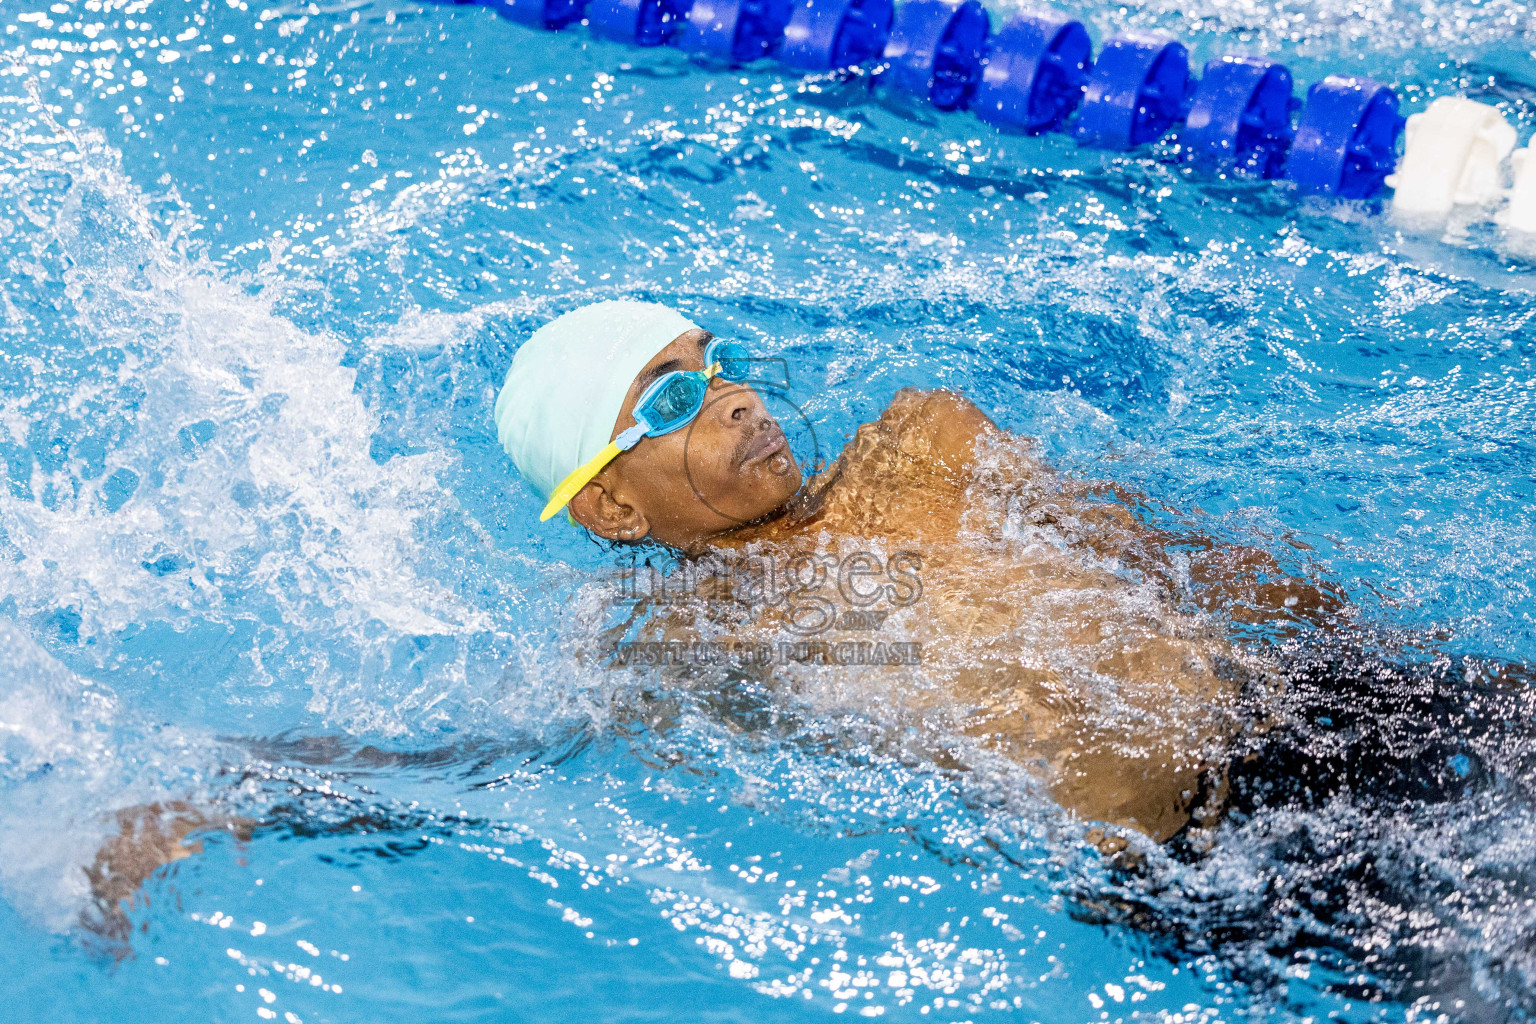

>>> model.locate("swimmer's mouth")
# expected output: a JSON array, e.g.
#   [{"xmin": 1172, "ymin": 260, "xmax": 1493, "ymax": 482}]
[{"xmin": 738, "ymin": 425, "xmax": 787, "ymax": 467}]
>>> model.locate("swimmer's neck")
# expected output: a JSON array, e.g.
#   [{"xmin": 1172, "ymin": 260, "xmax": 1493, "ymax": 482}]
[{"xmin": 686, "ymin": 464, "xmax": 843, "ymax": 554}]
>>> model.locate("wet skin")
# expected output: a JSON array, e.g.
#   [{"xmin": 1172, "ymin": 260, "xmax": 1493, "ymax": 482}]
[
  {"xmin": 81, "ymin": 333, "xmax": 1343, "ymax": 936},
  {"xmin": 574, "ymin": 330, "xmax": 1342, "ymax": 843}
]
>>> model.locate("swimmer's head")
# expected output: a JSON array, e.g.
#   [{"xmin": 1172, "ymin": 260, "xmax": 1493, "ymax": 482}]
[{"xmin": 494, "ymin": 300, "xmax": 801, "ymax": 549}]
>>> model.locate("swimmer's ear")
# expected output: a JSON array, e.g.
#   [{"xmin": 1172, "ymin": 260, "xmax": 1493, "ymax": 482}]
[{"xmin": 569, "ymin": 479, "xmax": 650, "ymax": 543}]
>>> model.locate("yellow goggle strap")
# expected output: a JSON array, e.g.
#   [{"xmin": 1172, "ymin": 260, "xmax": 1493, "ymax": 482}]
[{"xmin": 539, "ymin": 423, "xmax": 648, "ymax": 522}]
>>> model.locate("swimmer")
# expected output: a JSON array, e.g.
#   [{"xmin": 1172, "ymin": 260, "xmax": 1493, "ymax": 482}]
[
  {"xmin": 495, "ymin": 300, "xmax": 1351, "ymax": 844},
  {"xmin": 74, "ymin": 300, "xmax": 1515, "ymax": 952}
]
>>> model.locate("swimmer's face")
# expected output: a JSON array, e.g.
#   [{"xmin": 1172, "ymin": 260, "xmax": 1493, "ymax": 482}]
[{"xmin": 568, "ymin": 328, "xmax": 802, "ymax": 549}]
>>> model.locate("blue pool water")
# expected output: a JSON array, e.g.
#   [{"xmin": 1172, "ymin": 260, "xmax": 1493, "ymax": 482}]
[{"xmin": 2, "ymin": 0, "xmax": 1536, "ymax": 1021}]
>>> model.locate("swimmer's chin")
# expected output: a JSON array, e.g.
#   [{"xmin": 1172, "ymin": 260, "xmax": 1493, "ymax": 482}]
[
  {"xmin": 733, "ymin": 473, "xmax": 816, "ymax": 529},
  {"xmin": 725, "ymin": 429, "xmax": 803, "ymax": 518},
  {"xmin": 742, "ymin": 447, "xmax": 800, "ymax": 495},
  {"xmin": 764, "ymin": 450, "xmax": 797, "ymax": 481}
]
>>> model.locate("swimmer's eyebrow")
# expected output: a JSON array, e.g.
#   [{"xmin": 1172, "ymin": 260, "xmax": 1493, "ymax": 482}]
[
  {"xmin": 633, "ymin": 332, "xmax": 715, "ymax": 393},
  {"xmin": 635, "ymin": 358, "xmax": 684, "ymax": 393}
]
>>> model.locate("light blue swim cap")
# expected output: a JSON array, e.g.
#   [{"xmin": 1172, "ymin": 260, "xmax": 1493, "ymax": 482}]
[{"xmin": 494, "ymin": 300, "xmax": 700, "ymax": 502}]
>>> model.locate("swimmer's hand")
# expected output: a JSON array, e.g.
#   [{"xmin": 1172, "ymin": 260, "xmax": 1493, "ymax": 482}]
[
  {"xmin": 1184, "ymin": 541, "xmax": 1347, "ymax": 628},
  {"xmin": 81, "ymin": 802, "xmax": 250, "ymax": 949}
]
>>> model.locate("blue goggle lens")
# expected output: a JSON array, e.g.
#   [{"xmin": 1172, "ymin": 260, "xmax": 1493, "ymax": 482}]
[
  {"xmin": 707, "ymin": 340, "xmax": 750, "ymax": 382},
  {"xmin": 641, "ymin": 371, "xmax": 709, "ymax": 434}
]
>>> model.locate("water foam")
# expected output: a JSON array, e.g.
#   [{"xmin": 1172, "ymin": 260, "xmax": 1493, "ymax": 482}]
[{"xmin": 0, "ymin": 97, "xmax": 539, "ymax": 739}]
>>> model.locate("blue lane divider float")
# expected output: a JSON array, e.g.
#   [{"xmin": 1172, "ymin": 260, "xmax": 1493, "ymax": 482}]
[
  {"xmin": 881, "ymin": 0, "xmax": 989, "ymax": 111},
  {"xmin": 971, "ymin": 9, "xmax": 1091, "ymax": 134},
  {"xmin": 1073, "ymin": 32, "xmax": 1190, "ymax": 149},
  {"xmin": 587, "ymin": 0, "xmax": 691, "ymax": 45},
  {"xmin": 1183, "ymin": 56, "xmax": 1296, "ymax": 177},
  {"xmin": 1286, "ymin": 75, "xmax": 1404, "ymax": 198},
  {"xmin": 485, "ymin": 0, "xmax": 588, "ymax": 29},
  {"xmin": 450, "ymin": 0, "xmax": 1410, "ymax": 199},
  {"xmin": 679, "ymin": 0, "xmax": 794, "ymax": 62},
  {"xmin": 781, "ymin": 0, "xmax": 892, "ymax": 70}
]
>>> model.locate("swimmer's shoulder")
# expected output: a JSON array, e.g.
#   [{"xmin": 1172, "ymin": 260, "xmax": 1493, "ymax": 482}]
[
  {"xmin": 876, "ymin": 388, "xmax": 1000, "ymax": 476},
  {"xmin": 748, "ymin": 389, "xmax": 1009, "ymax": 538}
]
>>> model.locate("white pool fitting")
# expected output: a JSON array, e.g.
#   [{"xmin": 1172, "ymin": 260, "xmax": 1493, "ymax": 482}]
[
  {"xmin": 1387, "ymin": 96, "xmax": 1516, "ymax": 219},
  {"xmin": 1501, "ymin": 145, "xmax": 1536, "ymax": 233}
]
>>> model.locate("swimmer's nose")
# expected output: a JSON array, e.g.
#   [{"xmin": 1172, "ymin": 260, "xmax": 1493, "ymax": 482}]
[{"xmin": 709, "ymin": 380, "xmax": 767, "ymax": 429}]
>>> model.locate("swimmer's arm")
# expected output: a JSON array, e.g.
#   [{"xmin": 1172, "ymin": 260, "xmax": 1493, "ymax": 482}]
[
  {"xmin": 874, "ymin": 390, "xmax": 1342, "ymax": 626},
  {"xmin": 1182, "ymin": 535, "xmax": 1347, "ymax": 628},
  {"xmin": 1072, "ymin": 485, "xmax": 1346, "ymax": 628}
]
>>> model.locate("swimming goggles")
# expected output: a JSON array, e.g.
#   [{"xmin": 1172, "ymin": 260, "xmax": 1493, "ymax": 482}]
[{"xmin": 540, "ymin": 338, "xmax": 753, "ymax": 522}]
